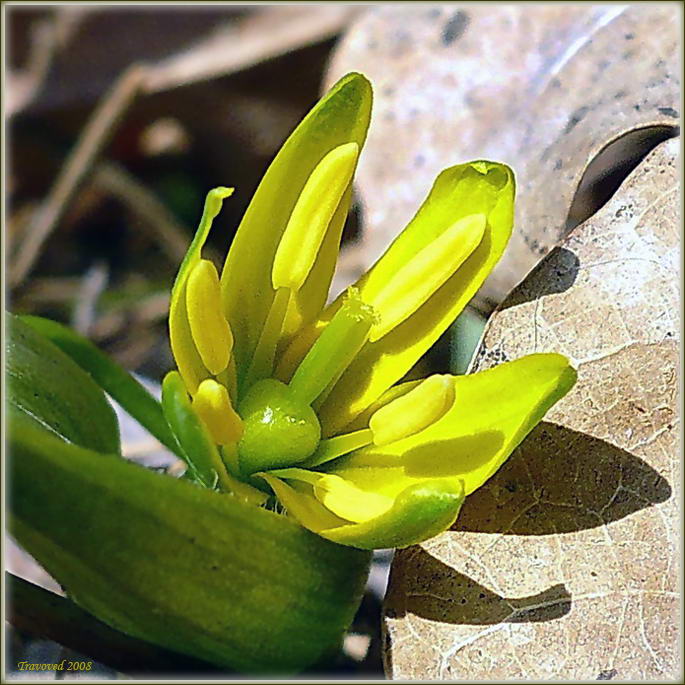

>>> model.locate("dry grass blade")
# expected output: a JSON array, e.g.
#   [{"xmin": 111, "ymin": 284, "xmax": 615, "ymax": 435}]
[
  {"xmin": 10, "ymin": 64, "xmax": 147, "ymax": 287},
  {"xmin": 142, "ymin": 6, "xmax": 362, "ymax": 93},
  {"xmin": 92, "ymin": 161, "xmax": 190, "ymax": 264}
]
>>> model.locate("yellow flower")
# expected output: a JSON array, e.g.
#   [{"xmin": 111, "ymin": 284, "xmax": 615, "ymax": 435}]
[{"xmin": 165, "ymin": 73, "xmax": 576, "ymax": 550}]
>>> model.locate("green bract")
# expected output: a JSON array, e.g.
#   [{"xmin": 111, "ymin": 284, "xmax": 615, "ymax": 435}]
[{"xmin": 165, "ymin": 72, "xmax": 576, "ymax": 549}]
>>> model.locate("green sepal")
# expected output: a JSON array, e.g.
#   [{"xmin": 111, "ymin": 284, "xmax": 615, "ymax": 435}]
[
  {"xmin": 160, "ymin": 371, "xmax": 221, "ymax": 488},
  {"xmin": 9, "ymin": 419, "xmax": 372, "ymax": 673},
  {"xmin": 6, "ymin": 313, "xmax": 120, "ymax": 454},
  {"xmin": 19, "ymin": 315, "xmax": 181, "ymax": 457}
]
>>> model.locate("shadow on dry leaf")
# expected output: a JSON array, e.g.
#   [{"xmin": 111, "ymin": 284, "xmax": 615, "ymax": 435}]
[
  {"xmin": 386, "ymin": 550, "xmax": 571, "ymax": 626},
  {"xmin": 456, "ymin": 422, "xmax": 671, "ymax": 536},
  {"xmin": 383, "ymin": 420, "xmax": 669, "ymax": 631},
  {"xmin": 501, "ymin": 248, "xmax": 580, "ymax": 309},
  {"xmin": 383, "ymin": 137, "xmax": 678, "ymax": 679}
]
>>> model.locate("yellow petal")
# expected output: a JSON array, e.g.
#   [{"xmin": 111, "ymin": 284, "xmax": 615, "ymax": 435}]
[
  {"xmin": 317, "ymin": 161, "xmax": 515, "ymax": 434},
  {"xmin": 267, "ymin": 468, "xmax": 393, "ymax": 523},
  {"xmin": 320, "ymin": 479, "xmax": 465, "ymax": 550},
  {"xmin": 169, "ymin": 284, "xmax": 209, "ymax": 395},
  {"xmin": 263, "ymin": 468, "xmax": 465, "ymax": 550},
  {"xmin": 186, "ymin": 260, "xmax": 233, "ymax": 376},
  {"xmin": 313, "ymin": 474, "xmax": 393, "ymax": 523},
  {"xmin": 221, "ymin": 74, "xmax": 372, "ymax": 374},
  {"xmin": 169, "ymin": 187, "xmax": 233, "ymax": 394},
  {"xmin": 258, "ymin": 473, "xmax": 350, "ymax": 532},
  {"xmin": 282, "ymin": 186, "xmax": 352, "ymax": 341},
  {"xmin": 329, "ymin": 353, "xmax": 577, "ymax": 496}
]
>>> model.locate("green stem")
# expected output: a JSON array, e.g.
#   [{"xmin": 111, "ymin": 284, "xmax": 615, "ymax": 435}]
[
  {"xmin": 301, "ymin": 428, "xmax": 373, "ymax": 468},
  {"xmin": 245, "ymin": 287, "xmax": 291, "ymax": 388},
  {"xmin": 289, "ymin": 291, "xmax": 376, "ymax": 406}
]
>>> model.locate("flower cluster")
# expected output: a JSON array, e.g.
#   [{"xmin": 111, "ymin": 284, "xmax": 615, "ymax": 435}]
[{"xmin": 163, "ymin": 73, "xmax": 576, "ymax": 550}]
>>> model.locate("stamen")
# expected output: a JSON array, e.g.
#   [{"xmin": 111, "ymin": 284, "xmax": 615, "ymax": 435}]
[
  {"xmin": 186, "ymin": 259, "xmax": 233, "ymax": 376},
  {"xmin": 301, "ymin": 428, "xmax": 374, "ymax": 468},
  {"xmin": 369, "ymin": 374, "xmax": 455, "ymax": 446},
  {"xmin": 193, "ymin": 379, "xmax": 244, "ymax": 445},
  {"xmin": 368, "ymin": 213, "xmax": 487, "ymax": 341},
  {"xmin": 245, "ymin": 286, "xmax": 291, "ymax": 387},
  {"xmin": 215, "ymin": 356, "xmax": 238, "ymax": 403},
  {"xmin": 289, "ymin": 289, "xmax": 376, "ymax": 406},
  {"xmin": 272, "ymin": 142, "xmax": 359, "ymax": 291}
]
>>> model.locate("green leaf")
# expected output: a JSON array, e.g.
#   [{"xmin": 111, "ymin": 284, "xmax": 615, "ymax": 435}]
[
  {"xmin": 7, "ymin": 573, "xmax": 215, "ymax": 674},
  {"xmin": 221, "ymin": 72, "xmax": 373, "ymax": 379},
  {"xmin": 9, "ymin": 418, "xmax": 372, "ymax": 673},
  {"xmin": 6, "ymin": 313, "xmax": 120, "ymax": 454},
  {"xmin": 20, "ymin": 315, "xmax": 180, "ymax": 456}
]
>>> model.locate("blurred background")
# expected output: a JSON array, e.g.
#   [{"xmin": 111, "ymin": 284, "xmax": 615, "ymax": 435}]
[{"xmin": 7, "ymin": 5, "xmax": 376, "ymax": 379}]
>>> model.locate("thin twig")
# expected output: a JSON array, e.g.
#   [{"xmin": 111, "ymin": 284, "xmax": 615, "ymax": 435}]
[
  {"xmin": 10, "ymin": 64, "xmax": 147, "ymax": 287},
  {"xmin": 72, "ymin": 261, "xmax": 109, "ymax": 335},
  {"xmin": 91, "ymin": 161, "xmax": 190, "ymax": 264},
  {"xmin": 6, "ymin": 19, "xmax": 58, "ymax": 117}
]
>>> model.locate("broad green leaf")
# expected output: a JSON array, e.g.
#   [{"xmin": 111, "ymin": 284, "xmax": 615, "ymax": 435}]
[
  {"xmin": 6, "ymin": 313, "xmax": 119, "ymax": 454},
  {"xmin": 328, "ymin": 353, "xmax": 577, "ymax": 496},
  {"xmin": 221, "ymin": 72, "xmax": 372, "ymax": 380},
  {"xmin": 279, "ymin": 161, "xmax": 515, "ymax": 435},
  {"xmin": 20, "ymin": 315, "xmax": 180, "ymax": 457},
  {"xmin": 9, "ymin": 418, "xmax": 371, "ymax": 673},
  {"xmin": 7, "ymin": 572, "xmax": 213, "ymax": 674}
]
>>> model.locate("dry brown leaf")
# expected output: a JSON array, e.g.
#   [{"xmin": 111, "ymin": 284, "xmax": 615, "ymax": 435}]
[
  {"xmin": 383, "ymin": 136, "xmax": 679, "ymax": 680},
  {"xmin": 8, "ymin": 6, "xmax": 362, "ymax": 114},
  {"xmin": 326, "ymin": 4, "xmax": 679, "ymax": 308}
]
